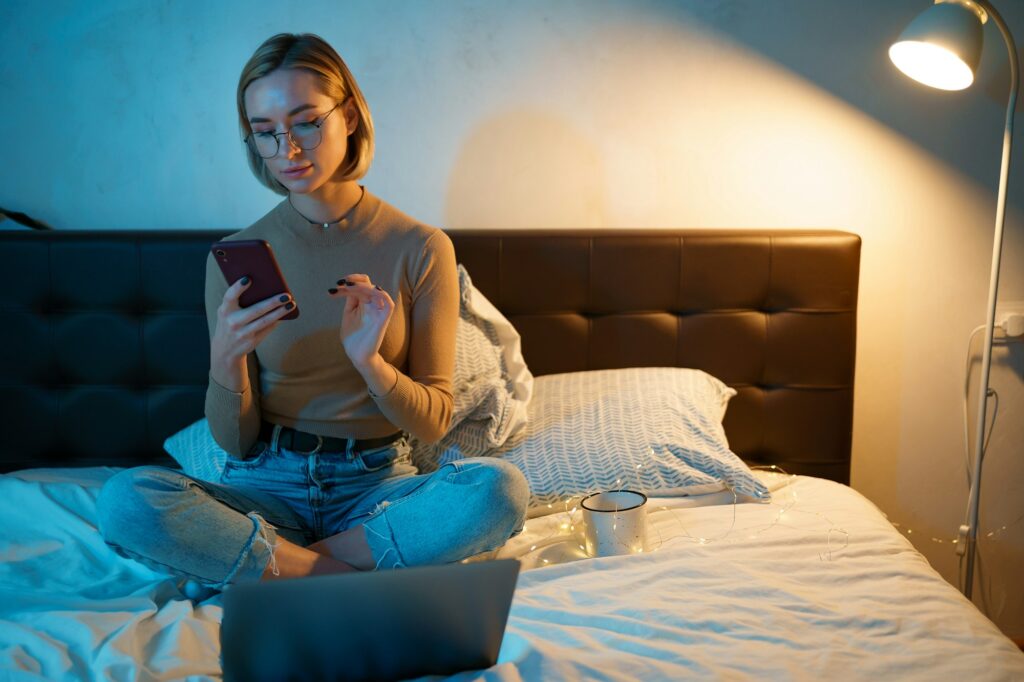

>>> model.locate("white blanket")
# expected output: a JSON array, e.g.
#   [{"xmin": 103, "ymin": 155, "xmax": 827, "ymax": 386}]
[{"xmin": 1, "ymin": 468, "xmax": 1022, "ymax": 681}]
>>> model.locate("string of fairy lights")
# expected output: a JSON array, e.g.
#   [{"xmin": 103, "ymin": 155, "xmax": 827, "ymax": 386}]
[
  {"xmin": 886, "ymin": 513, "xmax": 1024, "ymax": 547},
  {"xmin": 505, "ymin": 462, "xmax": 1022, "ymax": 570},
  {"xmin": 509, "ymin": 464, "xmax": 853, "ymax": 565}
]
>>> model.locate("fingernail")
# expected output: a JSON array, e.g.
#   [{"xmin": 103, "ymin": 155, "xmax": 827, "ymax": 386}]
[
  {"xmin": 241, "ymin": 276, "xmax": 250, "ymax": 285},
  {"xmin": 345, "ymin": 282, "xmax": 354, "ymax": 286},
  {"xmin": 375, "ymin": 285, "xmax": 381, "ymax": 290},
  {"xmin": 279, "ymin": 294, "xmax": 289, "ymax": 302},
  {"xmin": 328, "ymin": 287, "xmax": 338, "ymax": 294},
  {"xmin": 337, "ymin": 278, "xmax": 348, "ymax": 285},
  {"xmin": 285, "ymin": 302, "xmax": 295, "ymax": 310}
]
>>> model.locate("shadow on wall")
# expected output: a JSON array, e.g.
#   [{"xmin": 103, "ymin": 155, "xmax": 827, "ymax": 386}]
[
  {"xmin": 657, "ymin": 0, "xmax": 1024, "ymax": 218},
  {"xmin": 444, "ymin": 109, "xmax": 608, "ymax": 229}
]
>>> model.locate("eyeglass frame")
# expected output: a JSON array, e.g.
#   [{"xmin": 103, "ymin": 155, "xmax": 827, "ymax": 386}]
[{"xmin": 244, "ymin": 98, "xmax": 347, "ymax": 159}]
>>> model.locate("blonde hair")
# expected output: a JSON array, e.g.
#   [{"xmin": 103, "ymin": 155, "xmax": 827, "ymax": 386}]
[{"xmin": 237, "ymin": 33, "xmax": 375, "ymax": 195}]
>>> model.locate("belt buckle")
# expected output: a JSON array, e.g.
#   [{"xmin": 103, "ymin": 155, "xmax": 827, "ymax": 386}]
[{"xmin": 297, "ymin": 433, "xmax": 324, "ymax": 455}]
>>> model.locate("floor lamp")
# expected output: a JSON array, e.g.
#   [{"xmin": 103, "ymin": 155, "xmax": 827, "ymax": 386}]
[{"xmin": 889, "ymin": 0, "xmax": 1018, "ymax": 600}]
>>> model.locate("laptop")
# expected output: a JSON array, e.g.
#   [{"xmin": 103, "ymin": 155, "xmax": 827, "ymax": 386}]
[{"xmin": 220, "ymin": 558, "xmax": 521, "ymax": 682}]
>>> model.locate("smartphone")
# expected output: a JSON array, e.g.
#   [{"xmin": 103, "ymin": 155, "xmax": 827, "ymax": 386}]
[{"xmin": 211, "ymin": 239, "xmax": 299, "ymax": 320}]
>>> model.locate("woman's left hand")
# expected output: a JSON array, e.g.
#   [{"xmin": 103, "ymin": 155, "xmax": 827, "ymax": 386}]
[{"xmin": 328, "ymin": 273, "xmax": 395, "ymax": 367}]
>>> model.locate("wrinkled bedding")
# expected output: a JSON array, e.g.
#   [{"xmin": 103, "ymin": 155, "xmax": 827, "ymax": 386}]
[{"xmin": 1, "ymin": 467, "xmax": 1022, "ymax": 681}]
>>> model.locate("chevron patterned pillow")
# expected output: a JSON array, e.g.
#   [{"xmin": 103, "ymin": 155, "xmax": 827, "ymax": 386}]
[
  {"xmin": 414, "ymin": 264, "xmax": 534, "ymax": 455},
  {"xmin": 163, "ymin": 417, "xmax": 227, "ymax": 482},
  {"xmin": 411, "ymin": 366, "xmax": 770, "ymax": 516}
]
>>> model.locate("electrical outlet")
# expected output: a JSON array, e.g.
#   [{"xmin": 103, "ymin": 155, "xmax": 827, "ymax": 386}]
[{"xmin": 995, "ymin": 300, "xmax": 1024, "ymax": 335}]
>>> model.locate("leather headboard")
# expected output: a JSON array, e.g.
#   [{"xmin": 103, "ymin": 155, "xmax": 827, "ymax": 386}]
[{"xmin": 1, "ymin": 228, "xmax": 860, "ymax": 483}]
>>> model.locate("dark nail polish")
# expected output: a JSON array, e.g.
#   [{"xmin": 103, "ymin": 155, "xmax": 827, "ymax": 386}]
[
  {"xmin": 241, "ymin": 276, "xmax": 250, "ymax": 285},
  {"xmin": 328, "ymin": 287, "xmax": 338, "ymax": 294},
  {"xmin": 337, "ymin": 278, "xmax": 348, "ymax": 285},
  {"xmin": 375, "ymin": 285, "xmax": 381, "ymax": 290},
  {"xmin": 279, "ymin": 294, "xmax": 289, "ymax": 302},
  {"xmin": 345, "ymin": 282, "xmax": 354, "ymax": 286},
  {"xmin": 285, "ymin": 302, "xmax": 295, "ymax": 310}
]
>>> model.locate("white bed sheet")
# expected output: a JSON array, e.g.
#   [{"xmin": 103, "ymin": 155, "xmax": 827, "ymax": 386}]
[{"xmin": 1, "ymin": 467, "xmax": 1022, "ymax": 681}]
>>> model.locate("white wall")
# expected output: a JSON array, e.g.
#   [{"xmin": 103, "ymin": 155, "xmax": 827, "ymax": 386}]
[{"xmin": 3, "ymin": 0, "xmax": 1023, "ymax": 639}]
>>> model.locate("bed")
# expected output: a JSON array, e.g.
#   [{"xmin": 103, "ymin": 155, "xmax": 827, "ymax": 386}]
[{"xmin": 2, "ymin": 227, "xmax": 1022, "ymax": 681}]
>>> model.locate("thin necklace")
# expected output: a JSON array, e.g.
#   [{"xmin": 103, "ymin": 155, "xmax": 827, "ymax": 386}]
[{"xmin": 288, "ymin": 186, "xmax": 365, "ymax": 230}]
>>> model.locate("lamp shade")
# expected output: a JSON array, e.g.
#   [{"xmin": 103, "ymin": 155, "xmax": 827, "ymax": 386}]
[{"xmin": 889, "ymin": 2, "xmax": 985, "ymax": 90}]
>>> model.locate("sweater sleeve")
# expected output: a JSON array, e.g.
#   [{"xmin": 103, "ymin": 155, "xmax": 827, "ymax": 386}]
[
  {"xmin": 369, "ymin": 229, "xmax": 458, "ymax": 443},
  {"xmin": 203, "ymin": 251, "xmax": 263, "ymax": 459}
]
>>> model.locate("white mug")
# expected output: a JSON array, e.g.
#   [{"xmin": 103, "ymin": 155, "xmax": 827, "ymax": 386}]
[{"xmin": 580, "ymin": 490, "xmax": 649, "ymax": 557}]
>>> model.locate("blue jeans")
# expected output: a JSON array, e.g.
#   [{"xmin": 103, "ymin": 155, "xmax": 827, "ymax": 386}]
[{"xmin": 95, "ymin": 425, "xmax": 529, "ymax": 591}]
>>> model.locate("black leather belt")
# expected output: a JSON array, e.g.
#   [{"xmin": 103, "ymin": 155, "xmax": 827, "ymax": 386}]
[{"xmin": 259, "ymin": 421, "xmax": 404, "ymax": 455}]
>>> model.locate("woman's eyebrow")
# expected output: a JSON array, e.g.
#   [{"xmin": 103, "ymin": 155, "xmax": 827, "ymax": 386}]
[{"xmin": 249, "ymin": 103, "xmax": 318, "ymax": 124}]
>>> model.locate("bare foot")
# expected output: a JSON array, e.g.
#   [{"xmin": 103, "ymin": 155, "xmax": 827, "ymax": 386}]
[
  {"xmin": 260, "ymin": 536, "xmax": 360, "ymax": 580},
  {"xmin": 306, "ymin": 524, "xmax": 376, "ymax": 571}
]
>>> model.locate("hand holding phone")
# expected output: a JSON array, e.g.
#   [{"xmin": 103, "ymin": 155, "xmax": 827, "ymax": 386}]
[
  {"xmin": 209, "ymin": 240, "xmax": 297, "ymax": 371},
  {"xmin": 211, "ymin": 240, "xmax": 298, "ymax": 319}
]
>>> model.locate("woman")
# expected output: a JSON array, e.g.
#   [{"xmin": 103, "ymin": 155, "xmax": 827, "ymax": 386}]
[{"xmin": 95, "ymin": 33, "xmax": 529, "ymax": 595}]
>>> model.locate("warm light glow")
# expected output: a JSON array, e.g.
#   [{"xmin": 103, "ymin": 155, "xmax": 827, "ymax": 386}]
[{"xmin": 889, "ymin": 40, "xmax": 974, "ymax": 90}]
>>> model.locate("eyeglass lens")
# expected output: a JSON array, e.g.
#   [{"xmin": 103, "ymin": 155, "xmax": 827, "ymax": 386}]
[{"xmin": 250, "ymin": 122, "xmax": 323, "ymax": 159}]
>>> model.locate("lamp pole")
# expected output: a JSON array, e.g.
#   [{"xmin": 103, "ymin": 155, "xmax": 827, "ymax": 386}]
[{"xmin": 960, "ymin": 0, "xmax": 1017, "ymax": 600}]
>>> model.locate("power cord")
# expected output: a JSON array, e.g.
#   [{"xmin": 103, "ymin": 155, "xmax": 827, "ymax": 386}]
[{"xmin": 957, "ymin": 321, "xmax": 1022, "ymax": 597}]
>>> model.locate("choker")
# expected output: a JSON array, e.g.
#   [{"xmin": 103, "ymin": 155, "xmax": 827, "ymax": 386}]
[{"xmin": 288, "ymin": 186, "xmax": 366, "ymax": 229}]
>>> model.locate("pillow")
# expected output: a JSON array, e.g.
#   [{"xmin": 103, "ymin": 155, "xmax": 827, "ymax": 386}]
[
  {"xmin": 460, "ymin": 264, "xmax": 532, "ymax": 406},
  {"xmin": 410, "ymin": 367, "xmax": 771, "ymax": 517},
  {"xmin": 416, "ymin": 264, "xmax": 534, "ymax": 454},
  {"xmin": 163, "ymin": 418, "xmax": 227, "ymax": 482}
]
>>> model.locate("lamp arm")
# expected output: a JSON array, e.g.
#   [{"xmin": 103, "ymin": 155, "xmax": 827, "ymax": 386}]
[{"xmin": 962, "ymin": 0, "xmax": 1018, "ymax": 601}]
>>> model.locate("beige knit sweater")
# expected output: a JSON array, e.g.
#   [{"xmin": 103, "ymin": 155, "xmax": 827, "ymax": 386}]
[{"xmin": 203, "ymin": 186, "xmax": 458, "ymax": 458}]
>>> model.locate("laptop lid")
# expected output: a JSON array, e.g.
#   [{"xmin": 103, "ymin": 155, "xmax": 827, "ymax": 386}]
[{"xmin": 221, "ymin": 558, "xmax": 521, "ymax": 682}]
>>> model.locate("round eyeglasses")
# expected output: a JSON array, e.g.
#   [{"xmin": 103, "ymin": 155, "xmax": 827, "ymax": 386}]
[{"xmin": 245, "ymin": 101, "xmax": 342, "ymax": 159}]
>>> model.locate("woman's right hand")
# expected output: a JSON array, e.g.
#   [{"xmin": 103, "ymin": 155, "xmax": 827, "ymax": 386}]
[{"xmin": 210, "ymin": 277, "xmax": 295, "ymax": 366}]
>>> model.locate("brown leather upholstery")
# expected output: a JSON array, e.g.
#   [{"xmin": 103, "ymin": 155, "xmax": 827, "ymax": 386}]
[
  {"xmin": 0, "ymin": 228, "xmax": 859, "ymax": 483},
  {"xmin": 450, "ymin": 229, "xmax": 860, "ymax": 484}
]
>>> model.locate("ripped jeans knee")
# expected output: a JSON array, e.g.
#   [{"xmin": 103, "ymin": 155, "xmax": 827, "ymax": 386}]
[{"xmin": 358, "ymin": 461, "xmax": 528, "ymax": 570}]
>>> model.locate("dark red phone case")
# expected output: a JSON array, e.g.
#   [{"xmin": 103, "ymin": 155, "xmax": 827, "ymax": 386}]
[{"xmin": 210, "ymin": 239, "xmax": 299, "ymax": 320}]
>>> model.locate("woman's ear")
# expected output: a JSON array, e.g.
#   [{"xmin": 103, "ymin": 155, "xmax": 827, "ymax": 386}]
[{"xmin": 343, "ymin": 98, "xmax": 359, "ymax": 135}]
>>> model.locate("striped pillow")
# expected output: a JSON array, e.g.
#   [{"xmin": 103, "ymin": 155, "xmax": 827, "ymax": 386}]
[
  {"xmin": 414, "ymin": 264, "xmax": 533, "ymax": 454},
  {"xmin": 412, "ymin": 367, "xmax": 770, "ymax": 516}
]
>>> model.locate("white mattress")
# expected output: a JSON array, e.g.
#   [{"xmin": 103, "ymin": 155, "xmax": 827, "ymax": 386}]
[{"xmin": 1, "ymin": 467, "xmax": 1022, "ymax": 681}]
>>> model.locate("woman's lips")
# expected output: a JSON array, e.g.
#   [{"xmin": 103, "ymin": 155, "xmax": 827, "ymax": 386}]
[{"xmin": 282, "ymin": 165, "xmax": 312, "ymax": 177}]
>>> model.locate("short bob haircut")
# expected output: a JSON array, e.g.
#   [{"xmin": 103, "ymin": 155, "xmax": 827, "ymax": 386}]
[{"xmin": 236, "ymin": 33, "xmax": 375, "ymax": 195}]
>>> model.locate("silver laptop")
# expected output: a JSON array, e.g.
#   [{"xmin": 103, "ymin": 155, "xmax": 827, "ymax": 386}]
[{"xmin": 220, "ymin": 558, "xmax": 521, "ymax": 682}]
